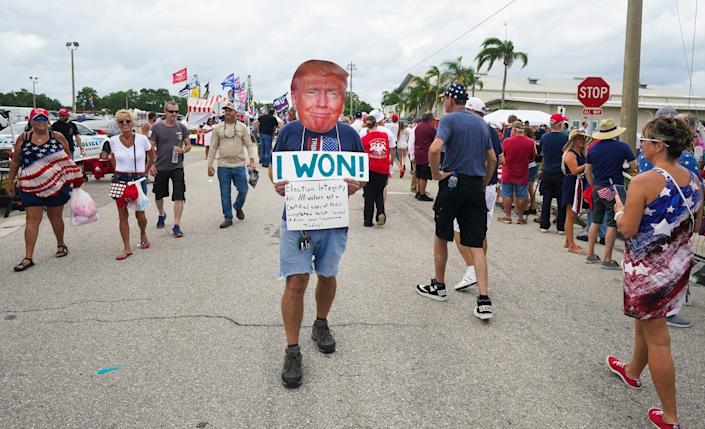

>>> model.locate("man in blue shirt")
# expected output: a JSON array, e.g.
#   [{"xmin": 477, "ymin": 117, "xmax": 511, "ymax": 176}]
[
  {"xmin": 269, "ymin": 60, "xmax": 365, "ymax": 389},
  {"xmin": 415, "ymin": 84, "xmax": 497, "ymax": 321},
  {"xmin": 537, "ymin": 114, "xmax": 569, "ymax": 233},
  {"xmin": 584, "ymin": 118, "xmax": 636, "ymax": 269}
]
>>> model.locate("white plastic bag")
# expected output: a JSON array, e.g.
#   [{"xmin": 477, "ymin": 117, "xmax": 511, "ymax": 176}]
[
  {"xmin": 70, "ymin": 188, "xmax": 99, "ymax": 226},
  {"xmin": 126, "ymin": 179, "xmax": 151, "ymax": 211}
]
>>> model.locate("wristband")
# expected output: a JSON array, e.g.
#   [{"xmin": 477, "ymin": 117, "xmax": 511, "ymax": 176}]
[{"xmin": 614, "ymin": 211, "xmax": 624, "ymax": 220}]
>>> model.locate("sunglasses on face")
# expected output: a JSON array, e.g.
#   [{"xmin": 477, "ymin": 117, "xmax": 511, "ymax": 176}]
[
  {"xmin": 118, "ymin": 119, "xmax": 132, "ymax": 124},
  {"xmin": 640, "ymin": 137, "xmax": 670, "ymax": 147},
  {"xmin": 32, "ymin": 116, "xmax": 49, "ymax": 122},
  {"xmin": 166, "ymin": 109, "xmax": 179, "ymax": 114}
]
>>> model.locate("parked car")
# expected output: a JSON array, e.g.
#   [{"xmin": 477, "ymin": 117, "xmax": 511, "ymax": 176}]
[
  {"xmin": 0, "ymin": 121, "xmax": 108, "ymax": 162},
  {"xmin": 80, "ymin": 119, "xmax": 121, "ymax": 137}
]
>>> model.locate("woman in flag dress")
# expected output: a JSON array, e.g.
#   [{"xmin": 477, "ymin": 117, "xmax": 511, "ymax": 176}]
[
  {"xmin": 5, "ymin": 108, "xmax": 83, "ymax": 272},
  {"xmin": 607, "ymin": 117, "xmax": 702, "ymax": 428}
]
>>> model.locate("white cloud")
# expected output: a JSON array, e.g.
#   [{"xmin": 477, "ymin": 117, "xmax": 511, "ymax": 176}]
[{"xmin": 1, "ymin": 0, "xmax": 703, "ymax": 109}]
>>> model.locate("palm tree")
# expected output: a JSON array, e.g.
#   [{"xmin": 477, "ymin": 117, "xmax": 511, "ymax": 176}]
[
  {"xmin": 409, "ymin": 75, "xmax": 435, "ymax": 113},
  {"xmin": 442, "ymin": 56, "xmax": 484, "ymax": 97},
  {"xmin": 425, "ymin": 65, "xmax": 447, "ymax": 113},
  {"xmin": 475, "ymin": 37, "xmax": 528, "ymax": 107},
  {"xmin": 381, "ymin": 89, "xmax": 403, "ymax": 113}
]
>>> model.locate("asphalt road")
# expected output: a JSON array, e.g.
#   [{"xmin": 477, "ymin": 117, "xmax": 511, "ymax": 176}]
[{"xmin": 1, "ymin": 147, "xmax": 703, "ymax": 428}]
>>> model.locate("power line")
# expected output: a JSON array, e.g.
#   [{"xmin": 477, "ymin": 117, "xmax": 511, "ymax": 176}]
[
  {"xmin": 675, "ymin": 0, "xmax": 693, "ymax": 83},
  {"xmin": 367, "ymin": 0, "xmax": 518, "ymax": 92},
  {"xmin": 688, "ymin": 0, "xmax": 699, "ymax": 104}
]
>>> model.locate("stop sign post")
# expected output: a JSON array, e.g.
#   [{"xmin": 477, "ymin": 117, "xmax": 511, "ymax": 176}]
[{"xmin": 577, "ymin": 77, "xmax": 610, "ymax": 114}]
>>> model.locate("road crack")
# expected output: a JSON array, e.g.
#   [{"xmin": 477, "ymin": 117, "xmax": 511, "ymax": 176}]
[{"xmin": 1, "ymin": 298, "xmax": 152, "ymax": 314}]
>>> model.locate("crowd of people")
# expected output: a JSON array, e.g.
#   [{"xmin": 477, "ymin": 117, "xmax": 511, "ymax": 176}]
[{"xmin": 4, "ymin": 58, "xmax": 705, "ymax": 428}]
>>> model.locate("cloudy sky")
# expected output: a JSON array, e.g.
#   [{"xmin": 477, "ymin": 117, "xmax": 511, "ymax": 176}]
[{"xmin": 2, "ymin": 0, "xmax": 703, "ymax": 108}]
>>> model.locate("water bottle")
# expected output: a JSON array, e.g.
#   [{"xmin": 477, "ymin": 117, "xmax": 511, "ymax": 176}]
[
  {"xmin": 171, "ymin": 146, "xmax": 179, "ymax": 164},
  {"xmin": 448, "ymin": 172, "xmax": 458, "ymax": 189}
]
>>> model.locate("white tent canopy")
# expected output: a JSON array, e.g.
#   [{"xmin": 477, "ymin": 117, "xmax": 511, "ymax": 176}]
[
  {"xmin": 186, "ymin": 95, "xmax": 227, "ymax": 128},
  {"xmin": 483, "ymin": 109, "xmax": 552, "ymax": 127}
]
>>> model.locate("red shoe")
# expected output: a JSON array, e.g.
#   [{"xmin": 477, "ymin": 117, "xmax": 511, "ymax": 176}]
[
  {"xmin": 606, "ymin": 356, "xmax": 642, "ymax": 389},
  {"xmin": 648, "ymin": 408, "xmax": 680, "ymax": 428},
  {"xmin": 400, "ymin": 167, "xmax": 405, "ymax": 179}
]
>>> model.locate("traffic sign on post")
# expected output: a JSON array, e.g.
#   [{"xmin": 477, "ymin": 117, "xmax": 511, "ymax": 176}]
[{"xmin": 577, "ymin": 77, "xmax": 610, "ymax": 109}]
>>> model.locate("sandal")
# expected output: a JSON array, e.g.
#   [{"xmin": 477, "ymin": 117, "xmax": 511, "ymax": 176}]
[
  {"xmin": 13, "ymin": 258, "xmax": 35, "ymax": 272},
  {"xmin": 139, "ymin": 241, "xmax": 150, "ymax": 249},
  {"xmin": 517, "ymin": 218, "xmax": 527, "ymax": 225},
  {"xmin": 115, "ymin": 251, "xmax": 133, "ymax": 261},
  {"xmin": 55, "ymin": 245, "xmax": 68, "ymax": 258},
  {"xmin": 497, "ymin": 217, "xmax": 512, "ymax": 224}
]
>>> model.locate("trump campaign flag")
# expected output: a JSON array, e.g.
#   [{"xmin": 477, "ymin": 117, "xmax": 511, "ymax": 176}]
[
  {"xmin": 221, "ymin": 73, "xmax": 240, "ymax": 90},
  {"xmin": 172, "ymin": 67, "xmax": 188, "ymax": 84},
  {"xmin": 273, "ymin": 93, "xmax": 289, "ymax": 112}
]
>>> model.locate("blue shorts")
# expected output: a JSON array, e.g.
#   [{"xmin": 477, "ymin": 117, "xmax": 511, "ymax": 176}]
[
  {"xmin": 501, "ymin": 182, "xmax": 528, "ymax": 199},
  {"xmin": 279, "ymin": 220, "xmax": 348, "ymax": 279},
  {"xmin": 528, "ymin": 165, "xmax": 539, "ymax": 182},
  {"xmin": 19, "ymin": 184, "xmax": 71, "ymax": 207}
]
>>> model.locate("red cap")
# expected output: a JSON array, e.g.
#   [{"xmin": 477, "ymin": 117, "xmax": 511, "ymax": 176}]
[
  {"xmin": 59, "ymin": 108, "xmax": 69, "ymax": 117},
  {"xmin": 29, "ymin": 108, "xmax": 50, "ymax": 121},
  {"xmin": 391, "ymin": 114, "xmax": 399, "ymax": 122},
  {"xmin": 550, "ymin": 113, "xmax": 568, "ymax": 124}
]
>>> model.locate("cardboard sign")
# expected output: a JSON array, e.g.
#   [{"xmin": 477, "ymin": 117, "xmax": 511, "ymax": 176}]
[
  {"xmin": 273, "ymin": 151, "xmax": 368, "ymax": 182},
  {"xmin": 285, "ymin": 180, "xmax": 349, "ymax": 230}
]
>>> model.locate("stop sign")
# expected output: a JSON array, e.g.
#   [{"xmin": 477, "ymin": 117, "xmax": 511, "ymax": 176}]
[{"xmin": 577, "ymin": 77, "xmax": 610, "ymax": 108}]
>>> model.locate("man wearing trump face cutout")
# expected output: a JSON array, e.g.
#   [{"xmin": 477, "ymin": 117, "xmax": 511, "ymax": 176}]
[{"xmin": 269, "ymin": 60, "xmax": 365, "ymax": 388}]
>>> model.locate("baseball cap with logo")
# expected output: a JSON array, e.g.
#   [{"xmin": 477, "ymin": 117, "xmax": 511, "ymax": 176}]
[
  {"xmin": 58, "ymin": 108, "xmax": 70, "ymax": 117},
  {"xmin": 550, "ymin": 113, "xmax": 568, "ymax": 125},
  {"xmin": 222, "ymin": 101, "xmax": 237, "ymax": 111},
  {"xmin": 441, "ymin": 83, "xmax": 468, "ymax": 101},
  {"xmin": 391, "ymin": 114, "xmax": 399, "ymax": 122},
  {"xmin": 464, "ymin": 97, "xmax": 487, "ymax": 114},
  {"xmin": 29, "ymin": 108, "xmax": 50, "ymax": 121}
]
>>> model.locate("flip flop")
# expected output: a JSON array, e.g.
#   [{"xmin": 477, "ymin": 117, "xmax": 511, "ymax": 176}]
[
  {"xmin": 568, "ymin": 247, "xmax": 587, "ymax": 255},
  {"xmin": 516, "ymin": 218, "xmax": 527, "ymax": 224},
  {"xmin": 139, "ymin": 241, "xmax": 150, "ymax": 249},
  {"xmin": 55, "ymin": 245, "xmax": 68, "ymax": 258},
  {"xmin": 115, "ymin": 251, "xmax": 133, "ymax": 261},
  {"xmin": 13, "ymin": 258, "xmax": 34, "ymax": 272},
  {"xmin": 497, "ymin": 217, "xmax": 512, "ymax": 224}
]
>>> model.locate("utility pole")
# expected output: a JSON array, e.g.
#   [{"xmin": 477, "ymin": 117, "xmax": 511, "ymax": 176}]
[
  {"xmin": 347, "ymin": 62, "xmax": 356, "ymax": 116},
  {"xmin": 620, "ymin": 0, "xmax": 642, "ymax": 150},
  {"xmin": 28, "ymin": 76, "xmax": 38, "ymax": 108},
  {"xmin": 65, "ymin": 41, "xmax": 79, "ymax": 112}
]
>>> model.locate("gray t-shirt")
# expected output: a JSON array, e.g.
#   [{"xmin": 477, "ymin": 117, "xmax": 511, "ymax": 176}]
[
  {"xmin": 436, "ymin": 110, "xmax": 492, "ymax": 177},
  {"xmin": 150, "ymin": 121, "xmax": 189, "ymax": 171}
]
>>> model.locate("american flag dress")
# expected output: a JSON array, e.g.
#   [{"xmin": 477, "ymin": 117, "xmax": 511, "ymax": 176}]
[
  {"xmin": 623, "ymin": 167, "xmax": 703, "ymax": 319},
  {"xmin": 18, "ymin": 132, "xmax": 82, "ymax": 205}
]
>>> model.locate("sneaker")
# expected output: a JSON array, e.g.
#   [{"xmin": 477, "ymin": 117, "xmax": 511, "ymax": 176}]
[
  {"xmin": 557, "ymin": 230, "xmax": 565, "ymax": 235},
  {"xmin": 416, "ymin": 279, "xmax": 447, "ymax": 302},
  {"xmin": 601, "ymin": 260, "xmax": 621, "ymax": 270},
  {"xmin": 539, "ymin": 228, "xmax": 549, "ymax": 233},
  {"xmin": 454, "ymin": 267, "xmax": 478, "ymax": 290},
  {"xmin": 281, "ymin": 346, "xmax": 303, "ymax": 388},
  {"xmin": 606, "ymin": 356, "xmax": 642, "ymax": 389},
  {"xmin": 363, "ymin": 222, "xmax": 373, "ymax": 227},
  {"xmin": 576, "ymin": 234, "xmax": 588, "ymax": 242},
  {"xmin": 417, "ymin": 193, "xmax": 434, "ymax": 202},
  {"xmin": 473, "ymin": 296, "xmax": 493, "ymax": 320},
  {"xmin": 311, "ymin": 319, "xmax": 336, "ymax": 353},
  {"xmin": 376, "ymin": 213, "xmax": 386, "ymax": 226},
  {"xmin": 172, "ymin": 225, "xmax": 184, "ymax": 238},
  {"xmin": 647, "ymin": 408, "xmax": 681, "ymax": 429},
  {"xmin": 415, "ymin": 192, "xmax": 420, "ymax": 200},
  {"xmin": 586, "ymin": 254, "xmax": 601, "ymax": 264},
  {"xmin": 666, "ymin": 314, "xmax": 692, "ymax": 328},
  {"xmin": 156, "ymin": 213, "xmax": 166, "ymax": 229}
]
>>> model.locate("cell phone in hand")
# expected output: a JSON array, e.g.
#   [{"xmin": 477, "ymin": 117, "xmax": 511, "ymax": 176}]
[{"xmin": 614, "ymin": 184, "xmax": 627, "ymax": 204}]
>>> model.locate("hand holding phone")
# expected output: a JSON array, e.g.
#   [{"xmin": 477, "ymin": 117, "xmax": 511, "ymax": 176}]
[{"xmin": 614, "ymin": 184, "xmax": 627, "ymax": 205}]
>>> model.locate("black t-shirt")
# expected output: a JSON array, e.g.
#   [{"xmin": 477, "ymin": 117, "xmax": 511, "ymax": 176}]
[
  {"xmin": 258, "ymin": 114, "xmax": 278, "ymax": 136},
  {"xmin": 51, "ymin": 121, "xmax": 79, "ymax": 151}
]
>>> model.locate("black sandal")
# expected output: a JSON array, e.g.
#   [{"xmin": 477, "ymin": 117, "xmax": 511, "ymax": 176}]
[
  {"xmin": 14, "ymin": 258, "xmax": 34, "ymax": 272},
  {"xmin": 55, "ymin": 245, "xmax": 68, "ymax": 258}
]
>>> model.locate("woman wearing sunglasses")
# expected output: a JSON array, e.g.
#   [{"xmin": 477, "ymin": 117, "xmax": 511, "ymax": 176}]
[
  {"xmin": 109, "ymin": 109, "xmax": 155, "ymax": 260},
  {"xmin": 5, "ymin": 108, "xmax": 83, "ymax": 271},
  {"xmin": 607, "ymin": 117, "xmax": 703, "ymax": 429}
]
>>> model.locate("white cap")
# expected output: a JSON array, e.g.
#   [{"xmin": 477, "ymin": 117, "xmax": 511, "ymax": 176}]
[
  {"xmin": 464, "ymin": 97, "xmax": 487, "ymax": 114},
  {"xmin": 369, "ymin": 110, "xmax": 385, "ymax": 123}
]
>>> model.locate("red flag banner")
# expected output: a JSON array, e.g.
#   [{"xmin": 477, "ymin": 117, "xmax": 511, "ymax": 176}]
[{"xmin": 172, "ymin": 68, "xmax": 188, "ymax": 84}]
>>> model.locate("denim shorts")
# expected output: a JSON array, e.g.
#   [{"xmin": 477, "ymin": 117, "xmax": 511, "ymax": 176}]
[
  {"xmin": 279, "ymin": 220, "xmax": 348, "ymax": 279},
  {"xmin": 501, "ymin": 182, "xmax": 528, "ymax": 199},
  {"xmin": 528, "ymin": 165, "xmax": 539, "ymax": 182}
]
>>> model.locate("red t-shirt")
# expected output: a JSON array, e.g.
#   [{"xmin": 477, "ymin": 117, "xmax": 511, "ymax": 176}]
[
  {"xmin": 362, "ymin": 130, "xmax": 390, "ymax": 175},
  {"xmin": 501, "ymin": 135, "xmax": 536, "ymax": 184}
]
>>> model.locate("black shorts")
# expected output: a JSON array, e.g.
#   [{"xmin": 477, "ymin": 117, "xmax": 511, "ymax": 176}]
[
  {"xmin": 591, "ymin": 186, "xmax": 617, "ymax": 228},
  {"xmin": 416, "ymin": 164, "xmax": 432, "ymax": 180},
  {"xmin": 434, "ymin": 175, "xmax": 487, "ymax": 248},
  {"xmin": 153, "ymin": 168, "xmax": 186, "ymax": 201}
]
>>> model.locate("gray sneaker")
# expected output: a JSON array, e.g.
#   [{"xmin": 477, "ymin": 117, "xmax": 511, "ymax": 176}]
[
  {"xmin": 311, "ymin": 319, "xmax": 336, "ymax": 353},
  {"xmin": 281, "ymin": 346, "xmax": 302, "ymax": 388},
  {"xmin": 667, "ymin": 314, "xmax": 693, "ymax": 328},
  {"xmin": 586, "ymin": 254, "xmax": 601, "ymax": 264},
  {"xmin": 601, "ymin": 260, "xmax": 621, "ymax": 270}
]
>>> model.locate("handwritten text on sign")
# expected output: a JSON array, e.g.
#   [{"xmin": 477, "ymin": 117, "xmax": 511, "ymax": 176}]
[
  {"xmin": 285, "ymin": 180, "xmax": 349, "ymax": 230},
  {"xmin": 273, "ymin": 151, "xmax": 369, "ymax": 182}
]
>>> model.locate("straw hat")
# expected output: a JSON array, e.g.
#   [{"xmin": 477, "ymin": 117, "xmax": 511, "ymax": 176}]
[
  {"xmin": 568, "ymin": 129, "xmax": 590, "ymax": 141},
  {"xmin": 592, "ymin": 118, "xmax": 626, "ymax": 140}
]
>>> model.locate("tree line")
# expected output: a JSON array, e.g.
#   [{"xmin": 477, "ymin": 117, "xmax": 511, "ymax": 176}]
[{"xmin": 381, "ymin": 37, "xmax": 528, "ymax": 116}]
